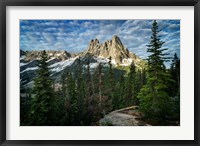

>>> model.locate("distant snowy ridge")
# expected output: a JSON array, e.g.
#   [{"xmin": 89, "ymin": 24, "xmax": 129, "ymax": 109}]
[{"xmin": 20, "ymin": 35, "xmax": 146, "ymax": 87}]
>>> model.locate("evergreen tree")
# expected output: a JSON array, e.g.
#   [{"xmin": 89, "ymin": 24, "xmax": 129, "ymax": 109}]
[
  {"xmin": 125, "ymin": 62, "xmax": 136, "ymax": 106},
  {"xmin": 107, "ymin": 56, "xmax": 116, "ymax": 110},
  {"xmin": 66, "ymin": 72, "xmax": 78, "ymax": 125},
  {"xmin": 141, "ymin": 68, "xmax": 147, "ymax": 86},
  {"xmin": 76, "ymin": 59, "xmax": 86, "ymax": 125},
  {"xmin": 138, "ymin": 21, "xmax": 172, "ymax": 122},
  {"xmin": 113, "ymin": 73, "xmax": 126, "ymax": 109},
  {"xmin": 61, "ymin": 72, "xmax": 68, "ymax": 97},
  {"xmin": 169, "ymin": 53, "xmax": 180, "ymax": 96},
  {"xmin": 97, "ymin": 63, "xmax": 103, "ymax": 109},
  {"xmin": 84, "ymin": 61, "xmax": 94, "ymax": 124},
  {"xmin": 134, "ymin": 70, "xmax": 142, "ymax": 105},
  {"xmin": 20, "ymin": 88, "xmax": 31, "ymax": 125},
  {"xmin": 54, "ymin": 72, "xmax": 69, "ymax": 125},
  {"xmin": 84, "ymin": 63, "xmax": 104, "ymax": 124},
  {"xmin": 93, "ymin": 65, "xmax": 100, "ymax": 95},
  {"xmin": 108, "ymin": 56, "xmax": 115, "ymax": 93},
  {"xmin": 169, "ymin": 53, "xmax": 180, "ymax": 120},
  {"xmin": 118, "ymin": 74, "xmax": 126, "ymax": 108},
  {"xmin": 29, "ymin": 50, "xmax": 55, "ymax": 125},
  {"xmin": 86, "ymin": 61, "xmax": 93, "ymax": 97}
]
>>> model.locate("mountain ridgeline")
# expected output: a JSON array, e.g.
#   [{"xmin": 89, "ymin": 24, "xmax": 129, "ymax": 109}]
[
  {"xmin": 82, "ymin": 35, "xmax": 143, "ymax": 66},
  {"xmin": 20, "ymin": 35, "xmax": 146, "ymax": 88},
  {"xmin": 20, "ymin": 21, "xmax": 180, "ymax": 126}
]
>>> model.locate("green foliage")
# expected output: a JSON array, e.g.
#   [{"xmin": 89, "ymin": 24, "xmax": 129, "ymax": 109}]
[
  {"xmin": 76, "ymin": 59, "xmax": 86, "ymax": 124},
  {"xmin": 169, "ymin": 53, "xmax": 180, "ymax": 97},
  {"xmin": 20, "ymin": 89, "xmax": 31, "ymax": 125},
  {"xmin": 124, "ymin": 62, "xmax": 136, "ymax": 106},
  {"xmin": 21, "ymin": 21, "xmax": 179, "ymax": 126},
  {"xmin": 29, "ymin": 50, "xmax": 56, "ymax": 126},
  {"xmin": 65, "ymin": 72, "xmax": 79, "ymax": 125},
  {"xmin": 107, "ymin": 56, "xmax": 117, "ymax": 110},
  {"xmin": 138, "ymin": 21, "xmax": 174, "ymax": 122},
  {"xmin": 169, "ymin": 53, "xmax": 180, "ymax": 120},
  {"xmin": 115, "ymin": 65, "xmax": 130, "ymax": 73},
  {"xmin": 86, "ymin": 60, "xmax": 93, "ymax": 96}
]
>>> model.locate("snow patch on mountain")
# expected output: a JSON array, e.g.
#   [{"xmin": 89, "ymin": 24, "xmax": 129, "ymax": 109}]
[
  {"xmin": 20, "ymin": 67, "xmax": 38, "ymax": 73},
  {"xmin": 47, "ymin": 57, "xmax": 56, "ymax": 62},
  {"xmin": 20, "ymin": 62, "xmax": 29, "ymax": 66},
  {"xmin": 89, "ymin": 63, "xmax": 99, "ymax": 69},
  {"xmin": 111, "ymin": 59, "xmax": 117, "ymax": 65},
  {"xmin": 120, "ymin": 58, "xmax": 133, "ymax": 66},
  {"xmin": 20, "ymin": 55, "xmax": 26, "ymax": 60},
  {"xmin": 94, "ymin": 56, "xmax": 109, "ymax": 64},
  {"xmin": 50, "ymin": 57, "xmax": 77, "ymax": 72}
]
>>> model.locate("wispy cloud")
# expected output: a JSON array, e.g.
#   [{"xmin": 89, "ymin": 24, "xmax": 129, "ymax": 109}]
[{"xmin": 20, "ymin": 19, "xmax": 180, "ymax": 66}]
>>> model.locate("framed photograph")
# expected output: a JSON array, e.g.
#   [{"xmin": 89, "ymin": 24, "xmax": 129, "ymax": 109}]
[{"xmin": 0, "ymin": 0, "xmax": 199, "ymax": 145}]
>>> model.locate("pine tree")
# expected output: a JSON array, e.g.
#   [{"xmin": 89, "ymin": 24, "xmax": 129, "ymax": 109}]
[
  {"xmin": 61, "ymin": 72, "xmax": 68, "ymax": 97},
  {"xmin": 97, "ymin": 63, "xmax": 103, "ymax": 109},
  {"xmin": 125, "ymin": 62, "xmax": 136, "ymax": 106},
  {"xmin": 108, "ymin": 56, "xmax": 115, "ymax": 93},
  {"xmin": 113, "ymin": 73, "xmax": 126, "ymax": 109},
  {"xmin": 169, "ymin": 53, "xmax": 180, "ymax": 97},
  {"xmin": 119, "ymin": 74, "xmax": 126, "ymax": 108},
  {"xmin": 141, "ymin": 68, "xmax": 147, "ymax": 86},
  {"xmin": 92, "ymin": 64, "xmax": 100, "ymax": 95},
  {"xmin": 107, "ymin": 56, "xmax": 116, "ymax": 110},
  {"xmin": 83, "ymin": 61, "xmax": 94, "ymax": 124},
  {"xmin": 76, "ymin": 59, "xmax": 86, "ymax": 125},
  {"xmin": 86, "ymin": 61, "xmax": 93, "ymax": 97},
  {"xmin": 54, "ymin": 72, "xmax": 69, "ymax": 125},
  {"xmin": 20, "ymin": 88, "xmax": 31, "ymax": 125},
  {"xmin": 134, "ymin": 70, "xmax": 142, "ymax": 105},
  {"xmin": 169, "ymin": 53, "xmax": 180, "ymax": 120},
  {"xmin": 29, "ymin": 50, "xmax": 55, "ymax": 125},
  {"xmin": 66, "ymin": 72, "xmax": 78, "ymax": 125},
  {"xmin": 138, "ymin": 21, "xmax": 172, "ymax": 122}
]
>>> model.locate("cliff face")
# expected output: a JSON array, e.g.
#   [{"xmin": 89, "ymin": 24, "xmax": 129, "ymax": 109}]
[
  {"xmin": 99, "ymin": 106, "xmax": 151, "ymax": 126},
  {"xmin": 23, "ymin": 50, "xmax": 71, "ymax": 62},
  {"xmin": 21, "ymin": 35, "xmax": 145, "ymax": 67},
  {"xmin": 83, "ymin": 35, "xmax": 143, "ymax": 66},
  {"xmin": 20, "ymin": 35, "xmax": 146, "ymax": 87}
]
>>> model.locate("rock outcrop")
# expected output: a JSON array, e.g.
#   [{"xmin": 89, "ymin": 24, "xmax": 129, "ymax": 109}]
[
  {"xmin": 20, "ymin": 35, "xmax": 146, "ymax": 87},
  {"xmin": 23, "ymin": 50, "xmax": 71, "ymax": 62},
  {"xmin": 99, "ymin": 106, "xmax": 151, "ymax": 126},
  {"xmin": 83, "ymin": 35, "xmax": 144, "ymax": 66},
  {"xmin": 21, "ymin": 35, "xmax": 145, "ymax": 67}
]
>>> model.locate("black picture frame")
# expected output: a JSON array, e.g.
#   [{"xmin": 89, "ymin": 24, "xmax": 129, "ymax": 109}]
[{"xmin": 0, "ymin": 0, "xmax": 199, "ymax": 145}]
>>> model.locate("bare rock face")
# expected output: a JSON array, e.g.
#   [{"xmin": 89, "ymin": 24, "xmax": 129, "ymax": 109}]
[
  {"xmin": 100, "ymin": 112, "xmax": 140, "ymax": 126},
  {"xmin": 99, "ymin": 106, "xmax": 151, "ymax": 126},
  {"xmin": 24, "ymin": 50, "xmax": 71, "ymax": 62},
  {"xmin": 83, "ymin": 35, "xmax": 143, "ymax": 66},
  {"xmin": 21, "ymin": 35, "xmax": 145, "ymax": 68}
]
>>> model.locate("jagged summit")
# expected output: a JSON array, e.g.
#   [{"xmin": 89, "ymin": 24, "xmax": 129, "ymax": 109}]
[
  {"xmin": 83, "ymin": 35, "xmax": 142, "ymax": 66},
  {"xmin": 21, "ymin": 50, "xmax": 72, "ymax": 62},
  {"xmin": 20, "ymin": 35, "xmax": 145, "ymax": 68},
  {"xmin": 20, "ymin": 35, "xmax": 146, "ymax": 87},
  {"xmin": 111, "ymin": 35, "xmax": 123, "ymax": 46}
]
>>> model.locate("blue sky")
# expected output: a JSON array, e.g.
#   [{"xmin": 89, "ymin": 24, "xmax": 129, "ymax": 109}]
[{"xmin": 20, "ymin": 20, "xmax": 180, "ymax": 62}]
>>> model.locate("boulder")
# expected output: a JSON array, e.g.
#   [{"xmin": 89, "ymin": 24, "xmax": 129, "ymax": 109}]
[{"xmin": 99, "ymin": 106, "xmax": 151, "ymax": 126}]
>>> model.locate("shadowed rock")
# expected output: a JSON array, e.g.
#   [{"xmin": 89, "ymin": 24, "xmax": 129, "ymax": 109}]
[{"xmin": 99, "ymin": 106, "xmax": 151, "ymax": 126}]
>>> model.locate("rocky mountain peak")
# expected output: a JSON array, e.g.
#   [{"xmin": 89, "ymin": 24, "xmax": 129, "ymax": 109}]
[
  {"xmin": 20, "ymin": 35, "xmax": 146, "ymax": 87},
  {"xmin": 111, "ymin": 35, "xmax": 123, "ymax": 46},
  {"xmin": 93, "ymin": 38, "xmax": 100, "ymax": 44},
  {"xmin": 23, "ymin": 50, "xmax": 71, "ymax": 62},
  {"xmin": 89, "ymin": 39, "xmax": 100, "ymax": 50},
  {"xmin": 83, "ymin": 35, "xmax": 135, "ymax": 65}
]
